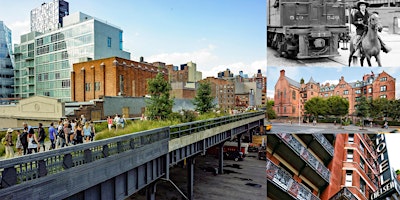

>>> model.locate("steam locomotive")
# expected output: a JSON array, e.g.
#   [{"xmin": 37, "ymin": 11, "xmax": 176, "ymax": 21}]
[{"xmin": 267, "ymin": 0, "xmax": 349, "ymax": 59}]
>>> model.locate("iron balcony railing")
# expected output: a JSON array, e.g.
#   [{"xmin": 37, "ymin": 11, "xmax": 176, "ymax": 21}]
[
  {"xmin": 277, "ymin": 133, "xmax": 331, "ymax": 182},
  {"xmin": 312, "ymin": 133, "xmax": 334, "ymax": 156},
  {"xmin": 267, "ymin": 159, "xmax": 321, "ymax": 200},
  {"xmin": 329, "ymin": 187, "xmax": 357, "ymax": 200}
]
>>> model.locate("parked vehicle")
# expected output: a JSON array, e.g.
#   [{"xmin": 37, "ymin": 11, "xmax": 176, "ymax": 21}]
[
  {"xmin": 258, "ymin": 147, "xmax": 266, "ymax": 160},
  {"xmin": 224, "ymin": 151, "xmax": 244, "ymax": 162}
]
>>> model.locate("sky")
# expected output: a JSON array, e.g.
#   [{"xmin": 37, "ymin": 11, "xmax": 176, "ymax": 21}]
[
  {"xmin": 267, "ymin": 66, "xmax": 400, "ymax": 99},
  {"xmin": 0, "ymin": 0, "xmax": 266, "ymax": 78}
]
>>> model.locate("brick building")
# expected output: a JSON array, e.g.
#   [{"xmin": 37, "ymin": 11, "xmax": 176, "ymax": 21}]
[
  {"xmin": 267, "ymin": 133, "xmax": 399, "ymax": 200},
  {"xmin": 71, "ymin": 57, "xmax": 168, "ymax": 102},
  {"xmin": 274, "ymin": 70, "xmax": 396, "ymax": 117},
  {"xmin": 201, "ymin": 77, "xmax": 235, "ymax": 112}
]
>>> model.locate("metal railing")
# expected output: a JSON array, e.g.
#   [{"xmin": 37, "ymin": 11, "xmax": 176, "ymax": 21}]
[
  {"xmin": 312, "ymin": 133, "xmax": 334, "ymax": 156},
  {"xmin": 0, "ymin": 127, "xmax": 169, "ymax": 188},
  {"xmin": 329, "ymin": 187, "xmax": 357, "ymax": 200},
  {"xmin": 277, "ymin": 133, "xmax": 331, "ymax": 182},
  {"xmin": 170, "ymin": 111, "xmax": 263, "ymax": 139},
  {"xmin": 267, "ymin": 159, "xmax": 321, "ymax": 200}
]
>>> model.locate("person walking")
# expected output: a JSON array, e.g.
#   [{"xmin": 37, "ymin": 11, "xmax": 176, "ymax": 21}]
[
  {"xmin": 74, "ymin": 122, "xmax": 83, "ymax": 144},
  {"xmin": 114, "ymin": 114, "xmax": 121, "ymax": 131},
  {"xmin": 4, "ymin": 128, "xmax": 15, "ymax": 158},
  {"xmin": 20, "ymin": 127, "xmax": 29, "ymax": 155},
  {"xmin": 107, "ymin": 116, "xmax": 113, "ymax": 131},
  {"xmin": 120, "ymin": 115, "xmax": 126, "ymax": 129},
  {"xmin": 90, "ymin": 121, "xmax": 96, "ymax": 141},
  {"xmin": 83, "ymin": 122, "xmax": 92, "ymax": 143},
  {"xmin": 15, "ymin": 130, "xmax": 23, "ymax": 156},
  {"xmin": 49, "ymin": 122, "xmax": 57, "ymax": 150},
  {"xmin": 37, "ymin": 123, "xmax": 46, "ymax": 152},
  {"xmin": 27, "ymin": 128, "xmax": 39, "ymax": 154}
]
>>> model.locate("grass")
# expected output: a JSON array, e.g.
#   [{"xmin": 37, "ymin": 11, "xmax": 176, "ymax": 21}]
[{"xmin": 94, "ymin": 112, "xmax": 228, "ymax": 141}]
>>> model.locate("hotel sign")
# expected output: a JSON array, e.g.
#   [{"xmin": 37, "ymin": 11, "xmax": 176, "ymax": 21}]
[{"xmin": 370, "ymin": 134, "xmax": 394, "ymax": 200}]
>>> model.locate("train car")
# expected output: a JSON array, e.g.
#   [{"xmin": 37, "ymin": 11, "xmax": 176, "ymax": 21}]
[{"xmin": 267, "ymin": 0, "xmax": 349, "ymax": 59}]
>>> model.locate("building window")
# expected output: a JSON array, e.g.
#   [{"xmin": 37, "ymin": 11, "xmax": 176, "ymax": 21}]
[
  {"xmin": 119, "ymin": 31, "xmax": 123, "ymax": 50},
  {"xmin": 95, "ymin": 82, "xmax": 100, "ymax": 91},
  {"xmin": 360, "ymin": 158, "xmax": 365, "ymax": 170},
  {"xmin": 360, "ymin": 178, "xmax": 366, "ymax": 194},
  {"xmin": 345, "ymin": 171, "xmax": 352, "ymax": 186},
  {"xmin": 292, "ymin": 91, "xmax": 296, "ymax": 100},
  {"xmin": 85, "ymin": 83, "xmax": 91, "ymax": 91},
  {"xmin": 55, "ymin": 72, "xmax": 60, "ymax": 79},
  {"xmin": 43, "ymin": 92, "xmax": 50, "ymax": 96},
  {"xmin": 347, "ymin": 149, "xmax": 353, "ymax": 162},
  {"xmin": 119, "ymin": 75, "xmax": 124, "ymax": 93},
  {"xmin": 360, "ymin": 143, "xmax": 364, "ymax": 154},
  {"xmin": 107, "ymin": 37, "xmax": 111, "ymax": 47},
  {"xmin": 343, "ymin": 90, "xmax": 349, "ymax": 95},
  {"xmin": 43, "ymin": 73, "xmax": 48, "ymax": 81},
  {"xmin": 380, "ymin": 77, "xmax": 387, "ymax": 81},
  {"xmin": 348, "ymin": 134, "xmax": 354, "ymax": 143},
  {"xmin": 380, "ymin": 85, "xmax": 387, "ymax": 92},
  {"xmin": 368, "ymin": 88, "xmax": 372, "ymax": 93},
  {"xmin": 37, "ymin": 74, "xmax": 42, "ymax": 82},
  {"xmin": 62, "ymin": 80, "xmax": 70, "ymax": 88},
  {"xmin": 380, "ymin": 95, "xmax": 387, "ymax": 99},
  {"xmin": 355, "ymin": 89, "xmax": 361, "ymax": 94}
]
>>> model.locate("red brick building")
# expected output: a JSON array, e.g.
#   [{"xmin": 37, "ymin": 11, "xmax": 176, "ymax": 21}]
[
  {"xmin": 71, "ymin": 57, "xmax": 168, "ymax": 102},
  {"xmin": 267, "ymin": 133, "xmax": 386, "ymax": 200},
  {"xmin": 274, "ymin": 70, "xmax": 396, "ymax": 117}
]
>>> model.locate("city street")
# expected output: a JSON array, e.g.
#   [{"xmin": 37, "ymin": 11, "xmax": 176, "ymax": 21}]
[
  {"xmin": 267, "ymin": 121, "xmax": 396, "ymax": 133},
  {"xmin": 267, "ymin": 31, "xmax": 400, "ymax": 67},
  {"xmin": 129, "ymin": 152, "xmax": 266, "ymax": 200}
]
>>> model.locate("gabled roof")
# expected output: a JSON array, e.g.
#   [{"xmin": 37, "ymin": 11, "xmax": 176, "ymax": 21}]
[
  {"xmin": 285, "ymin": 76, "xmax": 300, "ymax": 88},
  {"xmin": 308, "ymin": 77, "xmax": 317, "ymax": 84}
]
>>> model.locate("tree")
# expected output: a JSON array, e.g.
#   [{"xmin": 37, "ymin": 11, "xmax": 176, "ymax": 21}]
[
  {"xmin": 326, "ymin": 96, "xmax": 349, "ymax": 127},
  {"xmin": 370, "ymin": 98, "xmax": 390, "ymax": 119},
  {"xmin": 145, "ymin": 72, "xmax": 174, "ymax": 120},
  {"xmin": 355, "ymin": 96, "xmax": 370, "ymax": 128},
  {"xmin": 266, "ymin": 100, "xmax": 277, "ymax": 119},
  {"xmin": 304, "ymin": 97, "xmax": 328, "ymax": 120},
  {"xmin": 193, "ymin": 82, "xmax": 215, "ymax": 114},
  {"xmin": 300, "ymin": 78, "xmax": 305, "ymax": 84}
]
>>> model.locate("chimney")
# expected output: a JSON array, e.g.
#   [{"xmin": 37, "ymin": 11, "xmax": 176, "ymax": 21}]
[
  {"xmin": 280, "ymin": 70, "xmax": 285, "ymax": 77},
  {"xmin": 140, "ymin": 56, "xmax": 144, "ymax": 62}
]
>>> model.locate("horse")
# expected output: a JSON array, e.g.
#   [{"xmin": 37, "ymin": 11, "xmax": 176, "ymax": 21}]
[{"xmin": 348, "ymin": 13, "xmax": 383, "ymax": 67}]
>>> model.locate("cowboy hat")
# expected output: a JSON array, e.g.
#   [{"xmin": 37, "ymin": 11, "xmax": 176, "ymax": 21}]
[
  {"xmin": 357, "ymin": 0, "xmax": 369, "ymax": 8},
  {"xmin": 7, "ymin": 128, "xmax": 13, "ymax": 133}
]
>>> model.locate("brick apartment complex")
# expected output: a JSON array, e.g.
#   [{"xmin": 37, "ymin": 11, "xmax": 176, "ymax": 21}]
[
  {"xmin": 274, "ymin": 70, "xmax": 396, "ymax": 118},
  {"xmin": 71, "ymin": 57, "xmax": 168, "ymax": 102},
  {"xmin": 267, "ymin": 133, "xmax": 400, "ymax": 200},
  {"xmin": 200, "ymin": 77, "xmax": 235, "ymax": 111}
]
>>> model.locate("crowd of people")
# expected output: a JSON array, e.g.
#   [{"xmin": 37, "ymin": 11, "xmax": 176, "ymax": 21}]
[{"xmin": 2, "ymin": 115, "xmax": 97, "ymax": 158}]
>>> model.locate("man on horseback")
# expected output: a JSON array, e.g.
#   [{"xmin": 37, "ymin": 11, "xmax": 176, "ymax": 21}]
[{"xmin": 352, "ymin": 0, "xmax": 391, "ymax": 57}]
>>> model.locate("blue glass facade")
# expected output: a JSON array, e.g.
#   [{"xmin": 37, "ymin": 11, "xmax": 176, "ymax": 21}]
[{"xmin": 0, "ymin": 21, "xmax": 14, "ymax": 100}]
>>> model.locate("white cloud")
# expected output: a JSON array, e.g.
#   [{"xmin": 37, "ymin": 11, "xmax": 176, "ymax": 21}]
[
  {"xmin": 144, "ymin": 45, "xmax": 264, "ymax": 79},
  {"xmin": 321, "ymin": 79, "xmax": 339, "ymax": 86},
  {"xmin": 145, "ymin": 45, "xmax": 218, "ymax": 69},
  {"xmin": 8, "ymin": 19, "xmax": 30, "ymax": 45}
]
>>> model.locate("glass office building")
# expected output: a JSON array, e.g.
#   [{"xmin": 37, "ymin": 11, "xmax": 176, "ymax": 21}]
[
  {"xmin": 14, "ymin": 12, "xmax": 130, "ymax": 101},
  {"xmin": 0, "ymin": 21, "xmax": 14, "ymax": 100}
]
